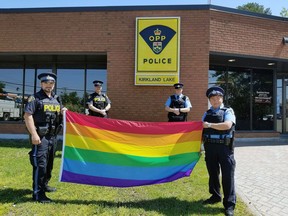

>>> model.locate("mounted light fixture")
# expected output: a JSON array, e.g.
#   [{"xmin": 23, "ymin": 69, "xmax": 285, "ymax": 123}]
[{"xmin": 283, "ymin": 37, "xmax": 288, "ymax": 44}]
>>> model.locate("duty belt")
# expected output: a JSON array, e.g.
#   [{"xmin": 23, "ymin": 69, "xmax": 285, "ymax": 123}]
[{"xmin": 206, "ymin": 138, "xmax": 232, "ymax": 146}]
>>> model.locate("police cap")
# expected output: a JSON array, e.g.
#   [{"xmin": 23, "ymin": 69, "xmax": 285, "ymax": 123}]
[
  {"xmin": 93, "ymin": 80, "xmax": 103, "ymax": 87},
  {"xmin": 173, "ymin": 83, "xmax": 184, "ymax": 89},
  {"xmin": 206, "ymin": 86, "xmax": 225, "ymax": 98},
  {"xmin": 38, "ymin": 72, "xmax": 57, "ymax": 82}
]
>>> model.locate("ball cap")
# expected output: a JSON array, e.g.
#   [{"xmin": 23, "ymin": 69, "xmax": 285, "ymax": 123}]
[
  {"xmin": 206, "ymin": 86, "xmax": 225, "ymax": 98},
  {"xmin": 173, "ymin": 83, "xmax": 184, "ymax": 89},
  {"xmin": 93, "ymin": 80, "xmax": 103, "ymax": 86},
  {"xmin": 38, "ymin": 72, "xmax": 56, "ymax": 82}
]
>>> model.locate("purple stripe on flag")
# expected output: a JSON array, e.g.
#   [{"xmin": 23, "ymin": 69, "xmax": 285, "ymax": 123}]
[{"xmin": 61, "ymin": 169, "xmax": 193, "ymax": 187}]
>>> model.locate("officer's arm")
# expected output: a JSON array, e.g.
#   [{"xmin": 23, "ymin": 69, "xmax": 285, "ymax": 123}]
[
  {"xmin": 24, "ymin": 112, "xmax": 41, "ymax": 145},
  {"xmin": 179, "ymin": 97, "xmax": 192, "ymax": 113},
  {"xmin": 179, "ymin": 107, "xmax": 190, "ymax": 113},
  {"xmin": 203, "ymin": 120, "xmax": 233, "ymax": 130},
  {"xmin": 165, "ymin": 106, "xmax": 175, "ymax": 112},
  {"xmin": 104, "ymin": 103, "xmax": 111, "ymax": 111},
  {"xmin": 88, "ymin": 104, "xmax": 103, "ymax": 114},
  {"xmin": 165, "ymin": 106, "xmax": 181, "ymax": 115}
]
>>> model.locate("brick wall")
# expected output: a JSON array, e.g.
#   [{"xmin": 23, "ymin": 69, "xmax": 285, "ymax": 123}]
[
  {"xmin": 0, "ymin": 9, "xmax": 210, "ymax": 123},
  {"xmin": 209, "ymin": 11, "xmax": 288, "ymax": 59},
  {"xmin": 0, "ymin": 7, "xmax": 288, "ymax": 134}
]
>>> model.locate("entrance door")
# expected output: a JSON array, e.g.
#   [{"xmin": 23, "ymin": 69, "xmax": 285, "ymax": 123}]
[{"xmin": 276, "ymin": 77, "xmax": 288, "ymax": 133}]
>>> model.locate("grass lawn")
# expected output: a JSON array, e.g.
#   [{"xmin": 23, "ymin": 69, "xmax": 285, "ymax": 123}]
[{"xmin": 0, "ymin": 139, "xmax": 253, "ymax": 216}]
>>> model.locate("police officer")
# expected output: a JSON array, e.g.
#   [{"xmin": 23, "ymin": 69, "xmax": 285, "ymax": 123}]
[
  {"xmin": 87, "ymin": 80, "xmax": 111, "ymax": 118},
  {"xmin": 165, "ymin": 83, "xmax": 192, "ymax": 122},
  {"xmin": 202, "ymin": 86, "xmax": 236, "ymax": 216},
  {"xmin": 24, "ymin": 72, "xmax": 67, "ymax": 203}
]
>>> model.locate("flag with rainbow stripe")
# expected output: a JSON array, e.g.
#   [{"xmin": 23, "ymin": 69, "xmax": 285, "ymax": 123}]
[{"xmin": 59, "ymin": 111, "xmax": 203, "ymax": 187}]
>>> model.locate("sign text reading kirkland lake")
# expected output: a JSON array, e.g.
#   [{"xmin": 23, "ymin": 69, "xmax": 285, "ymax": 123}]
[{"xmin": 135, "ymin": 17, "xmax": 180, "ymax": 85}]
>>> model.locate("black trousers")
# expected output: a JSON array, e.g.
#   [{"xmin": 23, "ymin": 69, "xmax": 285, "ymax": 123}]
[
  {"xmin": 204, "ymin": 142, "xmax": 236, "ymax": 210},
  {"xmin": 29, "ymin": 135, "xmax": 57, "ymax": 195}
]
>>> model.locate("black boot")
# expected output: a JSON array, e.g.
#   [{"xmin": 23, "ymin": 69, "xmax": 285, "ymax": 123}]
[
  {"xmin": 32, "ymin": 192, "xmax": 52, "ymax": 203},
  {"xmin": 203, "ymin": 195, "xmax": 221, "ymax": 205},
  {"xmin": 225, "ymin": 209, "xmax": 234, "ymax": 216}
]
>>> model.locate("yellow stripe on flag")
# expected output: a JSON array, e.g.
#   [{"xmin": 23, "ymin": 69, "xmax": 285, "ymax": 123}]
[
  {"xmin": 66, "ymin": 134, "xmax": 201, "ymax": 157},
  {"xmin": 66, "ymin": 122, "xmax": 202, "ymax": 146}
]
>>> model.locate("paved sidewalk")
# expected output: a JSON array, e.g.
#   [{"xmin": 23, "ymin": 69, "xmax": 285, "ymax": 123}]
[{"xmin": 234, "ymin": 137, "xmax": 288, "ymax": 216}]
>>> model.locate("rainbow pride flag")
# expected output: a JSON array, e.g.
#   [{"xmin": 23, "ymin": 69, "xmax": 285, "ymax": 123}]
[{"xmin": 59, "ymin": 111, "xmax": 203, "ymax": 187}]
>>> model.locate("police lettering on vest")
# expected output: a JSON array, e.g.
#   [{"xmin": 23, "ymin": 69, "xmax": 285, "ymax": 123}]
[
  {"xmin": 31, "ymin": 90, "xmax": 62, "ymax": 136},
  {"xmin": 87, "ymin": 92, "xmax": 109, "ymax": 117}
]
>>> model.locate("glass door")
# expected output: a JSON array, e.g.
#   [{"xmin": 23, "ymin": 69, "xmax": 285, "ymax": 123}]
[{"xmin": 276, "ymin": 77, "xmax": 288, "ymax": 133}]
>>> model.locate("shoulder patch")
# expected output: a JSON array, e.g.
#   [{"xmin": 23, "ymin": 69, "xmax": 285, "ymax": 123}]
[{"xmin": 27, "ymin": 95, "xmax": 35, "ymax": 103}]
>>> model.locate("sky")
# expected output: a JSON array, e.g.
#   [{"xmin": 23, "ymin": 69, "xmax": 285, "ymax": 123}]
[{"xmin": 0, "ymin": 0, "xmax": 287, "ymax": 17}]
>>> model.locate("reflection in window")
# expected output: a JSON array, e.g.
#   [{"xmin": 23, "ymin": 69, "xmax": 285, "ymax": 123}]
[
  {"xmin": 57, "ymin": 69, "xmax": 85, "ymax": 113},
  {"xmin": 209, "ymin": 66, "xmax": 274, "ymax": 131},
  {"xmin": 228, "ymin": 69, "xmax": 251, "ymax": 130},
  {"xmin": 208, "ymin": 67, "xmax": 226, "ymax": 108},
  {"xmin": 0, "ymin": 69, "xmax": 23, "ymax": 122},
  {"xmin": 0, "ymin": 54, "xmax": 107, "ymax": 121},
  {"xmin": 87, "ymin": 69, "xmax": 107, "ymax": 93},
  {"xmin": 252, "ymin": 69, "xmax": 273, "ymax": 130}
]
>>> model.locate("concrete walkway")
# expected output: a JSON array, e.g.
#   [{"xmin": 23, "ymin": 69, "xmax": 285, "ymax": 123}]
[{"xmin": 234, "ymin": 137, "xmax": 288, "ymax": 216}]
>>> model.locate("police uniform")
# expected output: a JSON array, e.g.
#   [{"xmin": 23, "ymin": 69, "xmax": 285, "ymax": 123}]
[
  {"xmin": 202, "ymin": 86, "xmax": 236, "ymax": 216},
  {"xmin": 165, "ymin": 83, "xmax": 192, "ymax": 122},
  {"xmin": 24, "ymin": 72, "xmax": 64, "ymax": 203},
  {"xmin": 87, "ymin": 80, "xmax": 111, "ymax": 118}
]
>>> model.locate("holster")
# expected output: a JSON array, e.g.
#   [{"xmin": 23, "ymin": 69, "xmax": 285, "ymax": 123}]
[{"xmin": 36, "ymin": 125, "xmax": 49, "ymax": 136}]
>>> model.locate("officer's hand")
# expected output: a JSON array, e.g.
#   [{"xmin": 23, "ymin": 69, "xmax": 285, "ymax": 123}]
[
  {"xmin": 61, "ymin": 107, "xmax": 68, "ymax": 114},
  {"xmin": 203, "ymin": 122, "xmax": 210, "ymax": 128},
  {"xmin": 173, "ymin": 108, "xmax": 180, "ymax": 115},
  {"xmin": 100, "ymin": 110, "xmax": 107, "ymax": 116},
  {"xmin": 31, "ymin": 134, "xmax": 41, "ymax": 145}
]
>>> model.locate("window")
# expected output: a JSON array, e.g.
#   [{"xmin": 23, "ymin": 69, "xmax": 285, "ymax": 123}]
[
  {"xmin": 0, "ymin": 54, "xmax": 107, "ymax": 121},
  {"xmin": 209, "ymin": 66, "xmax": 274, "ymax": 130}
]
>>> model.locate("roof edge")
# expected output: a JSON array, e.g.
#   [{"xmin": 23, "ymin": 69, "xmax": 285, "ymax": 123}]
[{"xmin": 0, "ymin": 4, "xmax": 287, "ymax": 22}]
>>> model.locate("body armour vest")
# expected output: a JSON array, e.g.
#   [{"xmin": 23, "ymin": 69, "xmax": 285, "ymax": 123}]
[
  {"xmin": 202, "ymin": 107, "xmax": 235, "ymax": 137},
  {"xmin": 89, "ymin": 93, "xmax": 108, "ymax": 117},
  {"xmin": 33, "ymin": 91, "xmax": 61, "ymax": 127},
  {"xmin": 168, "ymin": 95, "xmax": 188, "ymax": 122}
]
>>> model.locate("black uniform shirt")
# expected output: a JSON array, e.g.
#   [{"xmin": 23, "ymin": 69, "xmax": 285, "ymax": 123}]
[{"xmin": 25, "ymin": 89, "xmax": 62, "ymax": 124}]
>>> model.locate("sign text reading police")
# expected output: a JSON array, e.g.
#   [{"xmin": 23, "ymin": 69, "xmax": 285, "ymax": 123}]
[{"xmin": 135, "ymin": 17, "xmax": 180, "ymax": 85}]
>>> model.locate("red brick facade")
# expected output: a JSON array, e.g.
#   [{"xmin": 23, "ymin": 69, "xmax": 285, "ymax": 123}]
[
  {"xmin": 209, "ymin": 10, "xmax": 288, "ymax": 59},
  {"xmin": 0, "ymin": 6, "xmax": 288, "ymax": 134}
]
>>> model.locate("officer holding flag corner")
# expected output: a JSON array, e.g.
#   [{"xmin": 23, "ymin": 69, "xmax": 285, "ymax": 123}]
[
  {"xmin": 24, "ymin": 72, "xmax": 67, "ymax": 203},
  {"xmin": 202, "ymin": 86, "xmax": 236, "ymax": 216}
]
